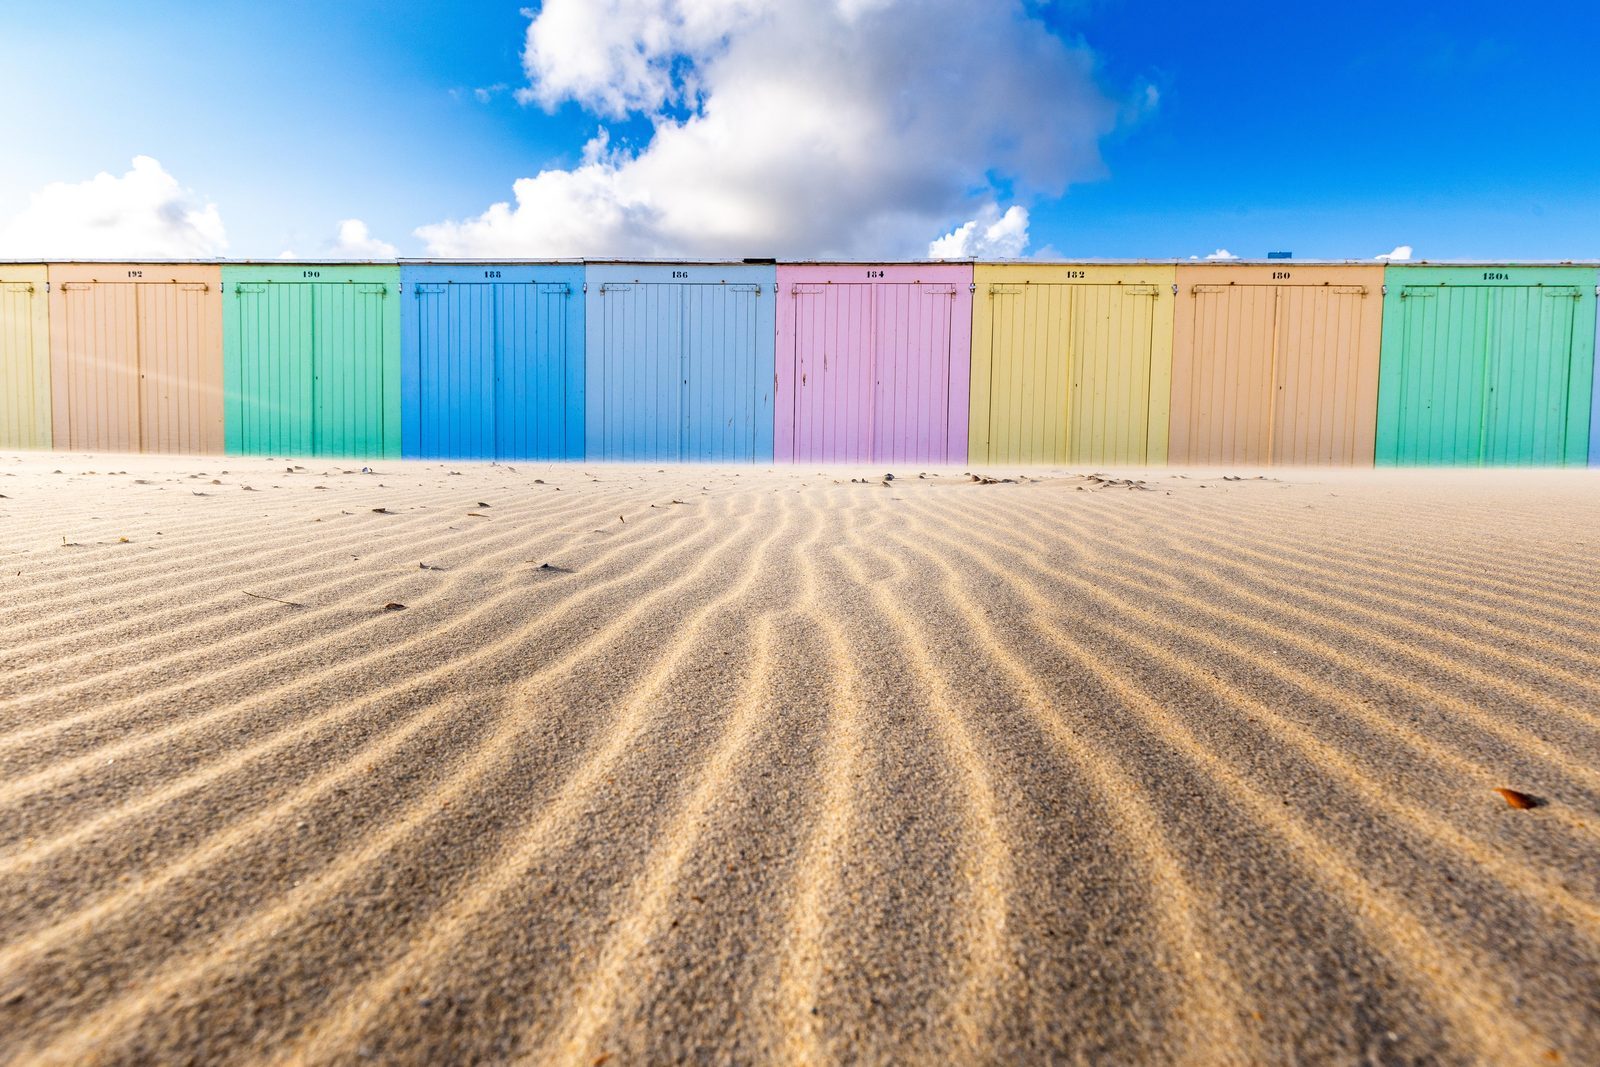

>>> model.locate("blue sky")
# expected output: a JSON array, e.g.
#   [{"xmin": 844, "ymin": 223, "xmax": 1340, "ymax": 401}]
[{"xmin": 1, "ymin": 0, "xmax": 1596, "ymax": 261}]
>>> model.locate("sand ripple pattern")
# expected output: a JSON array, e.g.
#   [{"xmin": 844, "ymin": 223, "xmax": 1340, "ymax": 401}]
[{"xmin": 0, "ymin": 456, "xmax": 1597, "ymax": 1066}]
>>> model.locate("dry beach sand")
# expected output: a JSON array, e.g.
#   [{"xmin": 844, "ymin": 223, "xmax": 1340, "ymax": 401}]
[{"xmin": 0, "ymin": 454, "xmax": 1598, "ymax": 1065}]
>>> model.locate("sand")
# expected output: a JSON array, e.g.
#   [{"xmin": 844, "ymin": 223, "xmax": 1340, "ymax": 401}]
[{"xmin": 0, "ymin": 453, "xmax": 1597, "ymax": 1065}]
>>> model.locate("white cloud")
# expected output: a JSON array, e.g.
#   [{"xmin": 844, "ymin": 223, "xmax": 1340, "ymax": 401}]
[
  {"xmin": 0, "ymin": 156, "xmax": 226, "ymax": 258},
  {"xmin": 1376, "ymin": 244, "xmax": 1413, "ymax": 262},
  {"xmin": 328, "ymin": 219, "xmax": 398, "ymax": 258},
  {"xmin": 1204, "ymin": 248, "xmax": 1239, "ymax": 260},
  {"xmin": 929, "ymin": 204, "xmax": 1029, "ymax": 259},
  {"xmin": 422, "ymin": 0, "xmax": 1124, "ymax": 259}
]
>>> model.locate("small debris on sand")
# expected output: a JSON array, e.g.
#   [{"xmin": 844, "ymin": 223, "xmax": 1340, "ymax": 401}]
[
  {"xmin": 1085, "ymin": 475, "xmax": 1151, "ymax": 491},
  {"xmin": 1494, "ymin": 788, "xmax": 1542, "ymax": 810},
  {"xmin": 243, "ymin": 591, "xmax": 304, "ymax": 608}
]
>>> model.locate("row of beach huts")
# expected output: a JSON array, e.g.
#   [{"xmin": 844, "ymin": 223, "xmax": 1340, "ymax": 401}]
[{"xmin": 2, "ymin": 259, "xmax": 1596, "ymax": 466}]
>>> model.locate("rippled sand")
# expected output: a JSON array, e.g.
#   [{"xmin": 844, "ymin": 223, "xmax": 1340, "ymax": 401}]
[{"xmin": 1, "ymin": 454, "xmax": 1597, "ymax": 1065}]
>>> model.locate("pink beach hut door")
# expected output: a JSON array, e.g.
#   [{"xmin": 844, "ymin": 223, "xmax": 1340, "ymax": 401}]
[
  {"xmin": 874, "ymin": 282, "xmax": 958, "ymax": 463},
  {"xmin": 790, "ymin": 283, "xmax": 874, "ymax": 461}
]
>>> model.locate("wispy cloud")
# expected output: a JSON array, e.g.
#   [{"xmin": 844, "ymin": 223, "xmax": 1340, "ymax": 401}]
[
  {"xmin": 1204, "ymin": 248, "xmax": 1239, "ymax": 260},
  {"xmin": 1375, "ymin": 244, "xmax": 1413, "ymax": 261}
]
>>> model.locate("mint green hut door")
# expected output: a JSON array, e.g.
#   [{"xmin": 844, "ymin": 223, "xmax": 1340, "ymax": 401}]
[
  {"xmin": 224, "ymin": 267, "xmax": 400, "ymax": 458},
  {"xmin": 1377, "ymin": 266, "xmax": 1595, "ymax": 466}
]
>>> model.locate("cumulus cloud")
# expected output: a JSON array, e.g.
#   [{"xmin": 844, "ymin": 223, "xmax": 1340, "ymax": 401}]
[
  {"xmin": 328, "ymin": 218, "xmax": 399, "ymax": 258},
  {"xmin": 1204, "ymin": 248, "xmax": 1239, "ymax": 260},
  {"xmin": 0, "ymin": 156, "xmax": 226, "ymax": 258},
  {"xmin": 1376, "ymin": 244, "xmax": 1413, "ymax": 262},
  {"xmin": 420, "ymin": 0, "xmax": 1125, "ymax": 259},
  {"xmin": 929, "ymin": 204, "xmax": 1030, "ymax": 259}
]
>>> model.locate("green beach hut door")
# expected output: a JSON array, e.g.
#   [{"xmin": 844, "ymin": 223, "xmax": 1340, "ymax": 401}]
[
  {"xmin": 1382, "ymin": 282, "xmax": 1587, "ymax": 465},
  {"xmin": 228, "ymin": 279, "xmax": 394, "ymax": 457}
]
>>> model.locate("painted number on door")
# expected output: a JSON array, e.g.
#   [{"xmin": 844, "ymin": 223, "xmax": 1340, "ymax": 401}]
[
  {"xmin": 127, "ymin": 270, "xmax": 143, "ymax": 279},
  {"xmin": 1483, "ymin": 272, "xmax": 1509, "ymax": 281},
  {"xmin": 303, "ymin": 270, "xmax": 321, "ymax": 279},
  {"xmin": 484, "ymin": 270, "xmax": 502, "ymax": 279},
  {"xmin": 1064, "ymin": 271, "xmax": 1085, "ymax": 279},
  {"xmin": 1272, "ymin": 271, "xmax": 1291, "ymax": 280},
  {"xmin": 672, "ymin": 270, "xmax": 690, "ymax": 278},
  {"xmin": 867, "ymin": 270, "xmax": 885, "ymax": 279}
]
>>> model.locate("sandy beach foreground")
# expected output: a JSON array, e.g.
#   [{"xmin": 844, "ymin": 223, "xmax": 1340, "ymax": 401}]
[{"xmin": 0, "ymin": 455, "xmax": 1597, "ymax": 1065}]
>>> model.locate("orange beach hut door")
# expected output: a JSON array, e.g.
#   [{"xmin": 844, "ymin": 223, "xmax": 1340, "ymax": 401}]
[{"xmin": 47, "ymin": 264, "xmax": 224, "ymax": 454}]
